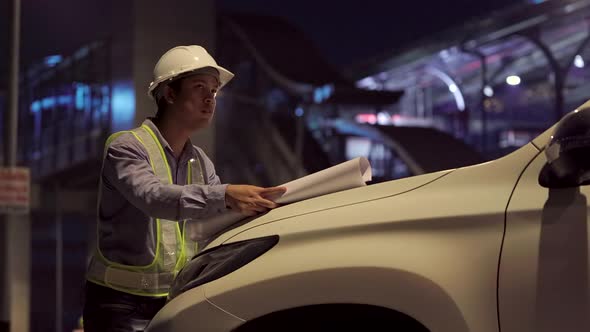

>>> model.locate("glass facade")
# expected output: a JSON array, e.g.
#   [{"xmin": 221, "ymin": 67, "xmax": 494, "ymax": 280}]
[{"xmin": 18, "ymin": 42, "xmax": 111, "ymax": 180}]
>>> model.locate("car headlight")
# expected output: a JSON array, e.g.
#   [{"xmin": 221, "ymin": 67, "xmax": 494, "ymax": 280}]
[{"xmin": 168, "ymin": 235, "xmax": 279, "ymax": 300}]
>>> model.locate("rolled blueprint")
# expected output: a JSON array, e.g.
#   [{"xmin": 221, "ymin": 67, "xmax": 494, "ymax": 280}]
[{"xmin": 187, "ymin": 157, "xmax": 372, "ymax": 242}]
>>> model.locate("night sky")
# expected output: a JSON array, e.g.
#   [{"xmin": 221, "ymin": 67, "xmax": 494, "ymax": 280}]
[
  {"xmin": 218, "ymin": 0, "xmax": 526, "ymax": 67},
  {"xmin": 0, "ymin": 0, "xmax": 526, "ymax": 79}
]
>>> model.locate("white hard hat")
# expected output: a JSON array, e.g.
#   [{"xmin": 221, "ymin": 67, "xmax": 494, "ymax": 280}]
[{"xmin": 147, "ymin": 45, "xmax": 235, "ymax": 100}]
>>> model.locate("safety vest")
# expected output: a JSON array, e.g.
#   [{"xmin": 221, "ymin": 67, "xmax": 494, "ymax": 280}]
[{"xmin": 86, "ymin": 124, "xmax": 203, "ymax": 297}]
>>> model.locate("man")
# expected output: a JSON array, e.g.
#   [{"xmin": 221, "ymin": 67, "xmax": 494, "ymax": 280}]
[{"xmin": 83, "ymin": 45, "xmax": 286, "ymax": 331}]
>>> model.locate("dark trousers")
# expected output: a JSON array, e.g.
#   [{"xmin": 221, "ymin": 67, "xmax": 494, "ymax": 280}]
[{"xmin": 83, "ymin": 281, "xmax": 166, "ymax": 332}]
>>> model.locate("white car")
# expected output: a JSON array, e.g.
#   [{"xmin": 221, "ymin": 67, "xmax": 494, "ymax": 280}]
[{"xmin": 146, "ymin": 100, "xmax": 590, "ymax": 332}]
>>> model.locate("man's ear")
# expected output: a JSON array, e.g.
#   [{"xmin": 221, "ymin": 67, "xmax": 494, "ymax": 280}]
[{"xmin": 164, "ymin": 85, "xmax": 175, "ymax": 104}]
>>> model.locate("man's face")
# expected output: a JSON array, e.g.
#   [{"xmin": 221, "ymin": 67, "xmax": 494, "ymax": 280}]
[{"xmin": 170, "ymin": 73, "xmax": 220, "ymax": 129}]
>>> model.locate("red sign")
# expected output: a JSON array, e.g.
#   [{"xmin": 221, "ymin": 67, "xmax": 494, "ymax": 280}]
[{"xmin": 0, "ymin": 167, "xmax": 30, "ymax": 214}]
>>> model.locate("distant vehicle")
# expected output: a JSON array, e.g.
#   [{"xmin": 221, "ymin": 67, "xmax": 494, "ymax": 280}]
[{"xmin": 146, "ymin": 100, "xmax": 590, "ymax": 332}]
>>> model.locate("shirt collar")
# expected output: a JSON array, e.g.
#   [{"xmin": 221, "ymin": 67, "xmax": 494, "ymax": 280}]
[{"xmin": 142, "ymin": 118, "xmax": 196, "ymax": 161}]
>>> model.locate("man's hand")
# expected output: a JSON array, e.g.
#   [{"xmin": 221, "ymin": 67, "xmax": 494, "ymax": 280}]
[{"xmin": 225, "ymin": 185, "xmax": 287, "ymax": 216}]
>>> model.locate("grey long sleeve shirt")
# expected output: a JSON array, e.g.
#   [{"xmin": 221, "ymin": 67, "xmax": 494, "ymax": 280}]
[{"xmin": 97, "ymin": 119, "xmax": 228, "ymax": 265}]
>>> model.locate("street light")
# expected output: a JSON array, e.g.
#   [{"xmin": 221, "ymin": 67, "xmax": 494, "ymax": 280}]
[{"xmin": 506, "ymin": 75, "xmax": 521, "ymax": 86}]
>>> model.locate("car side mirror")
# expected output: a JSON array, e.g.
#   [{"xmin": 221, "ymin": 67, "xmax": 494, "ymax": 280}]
[{"xmin": 539, "ymin": 108, "xmax": 590, "ymax": 188}]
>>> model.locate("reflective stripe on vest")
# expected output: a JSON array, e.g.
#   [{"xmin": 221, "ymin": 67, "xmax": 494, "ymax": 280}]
[
  {"xmin": 183, "ymin": 157, "xmax": 205, "ymax": 263},
  {"xmin": 134, "ymin": 126, "xmax": 180, "ymax": 273},
  {"xmin": 87, "ymin": 125, "xmax": 204, "ymax": 297}
]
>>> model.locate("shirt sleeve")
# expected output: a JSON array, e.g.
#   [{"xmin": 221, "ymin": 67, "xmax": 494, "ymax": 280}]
[{"xmin": 102, "ymin": 134, "xmax": 228, "ymax": 221}]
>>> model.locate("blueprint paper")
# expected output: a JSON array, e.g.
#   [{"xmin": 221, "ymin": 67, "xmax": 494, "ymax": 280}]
[
  {"xmin": 187, "ymin": 157, "xmax": 372, "ymax": 242},
  {"xmin": 274, "ymin": 156, "xmax": 371, "ymax": 204}
]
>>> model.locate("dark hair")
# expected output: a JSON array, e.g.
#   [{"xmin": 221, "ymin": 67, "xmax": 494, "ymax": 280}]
[{"xmin": 155, "ymin": 78, "xmax": 184, "ymax": 119}]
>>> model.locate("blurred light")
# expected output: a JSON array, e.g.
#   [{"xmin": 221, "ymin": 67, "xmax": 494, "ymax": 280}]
[
  {"xmin": 313, "ymin": 84, "xmax": 334, "ymax": 103},
  {"xmin": 377, "ymin": 112, "xmax": 391, "ymax": 125},
  {"xmin": 75, "ymin": 83, "xmax": 90, "ymax": 110},
  {"xmin": 574, "ymin": 54, "xmax": 585, "ymax": 68},
  {"xmin": 323, "ymin": 84, "xmax": 333, "ymax": 97},
  {"xmin": 100, "ymin": 85, "xmax": 110, "ymax": 114},
  {"xmin": 506, "ymin": 75, "xmax": 521, "ymax": 86},
  {"xmin": 57, "ymin": 95, "xmax": 72, "ymax": 105},
  {"xmin": 112, "ymin": 81, "xmax": 135, "ymax": 131},
  {"xmin": 483, "ymin": 85, "xmax": 494, "ymax": 97},
  {"xmin": 295, "ymin": 107, "xmax": 304, "ymax": 117},
  {"xmin": 355, "ymin": 113, "xmax": 377, "ymax": 125},
  {"xmin": 41, "ymin": 97, "xmax": 56, "ymax": 109},
  {"xmin": 313, "ymin": 89, "xmax": 322, "ymax": 103},
  {"xmin": 448, "ymin": 84, "xmax": 458, "ymax": 93},
  {"xmin": 439, "ymin": 49, "xmax": 451, "ymax": 59},
  {"xmin": 30, "ymin": 101, "xmax": 41, "ymax": 113},
  {"xmin": 529, "ymin": 0, "xmax": 546, "ymax": 3},
  {"xmin": 391, "ymin": 114, "xmax": 433, "ymax": 127},
  {"xmin": 345, "ymin": 136, "xmax": 371, "ymax": 160},
  {"xmin": 44, "ymin": 55, "xmax": 62, "ymax": 67},
  {"xmin": 356, "ymin": 76, "xmax": 380, "ymax": 90}
]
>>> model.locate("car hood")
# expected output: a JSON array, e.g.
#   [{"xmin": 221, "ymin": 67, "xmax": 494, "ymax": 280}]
[{"xmin": 204, "ymin": 168, "xmax": 454, "ymax": 249}]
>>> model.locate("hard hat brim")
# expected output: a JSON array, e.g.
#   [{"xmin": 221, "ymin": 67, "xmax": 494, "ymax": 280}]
[{"xmin": 147, "ymin": 64, "xmax": 234, "ymax": 100}]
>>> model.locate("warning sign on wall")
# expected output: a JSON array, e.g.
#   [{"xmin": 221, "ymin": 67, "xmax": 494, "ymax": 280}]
[{"xmin": 0, "ymin": 167, "xmax": 30, "ymax": 215}]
